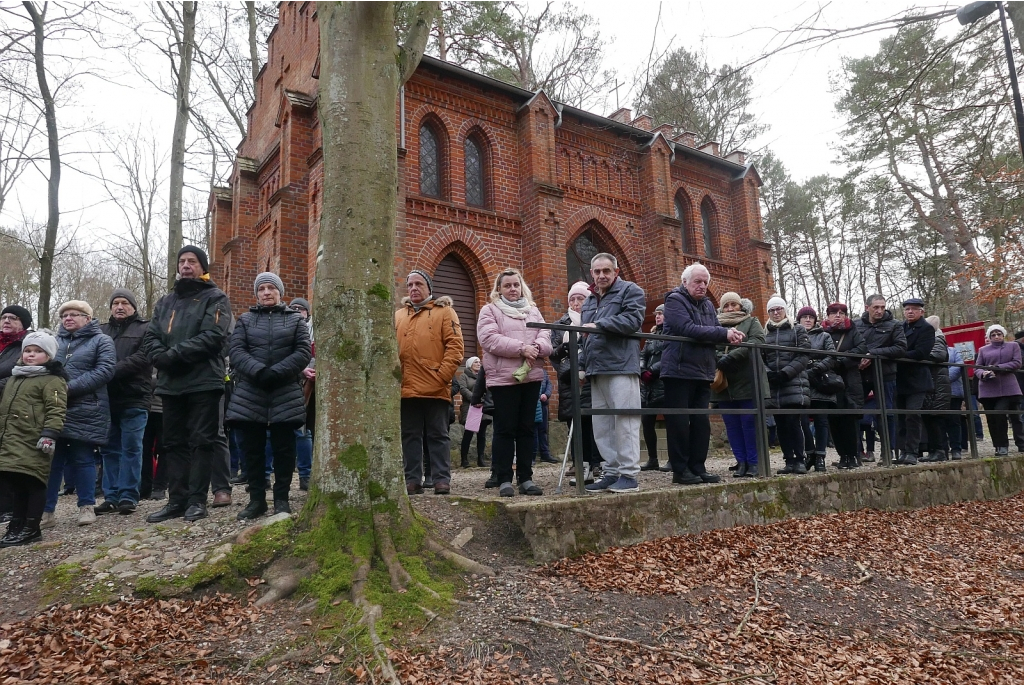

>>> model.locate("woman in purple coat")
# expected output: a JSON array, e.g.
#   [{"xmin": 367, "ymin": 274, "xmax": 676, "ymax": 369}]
[{"xmin": 975, "ymin": 324, "xmax": 1022, "ymax": 456}]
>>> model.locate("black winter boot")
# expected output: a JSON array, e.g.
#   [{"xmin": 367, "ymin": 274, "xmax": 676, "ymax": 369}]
[
  {"xmin": 460, "ymin": 456, "xmax": 470, "ymax": 469},
  {"xmin": 237, "ymin": 498, "xmax": 268, "ymax": 521},
  {"xmin": 640, "ymin": 459, "xmax": 660, "ymax": 471},
  {"xmin": 793, "ymin": 457, "xmax": 808, "ymax": 475},
  {"xmin": 814, "ymin": 454, "xmax": 826, "ymax": 472},
  {"xmin": 777, "ymin": 459, "xmax": 796, "ymax": 475},
  {"xmin": 1, "ymin": 518, "xmax": 41, "ymax": 547}
]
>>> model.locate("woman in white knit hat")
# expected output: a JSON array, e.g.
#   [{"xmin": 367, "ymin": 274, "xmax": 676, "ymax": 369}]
[{"xmin": 974, "ymin": 324, "xmax": 1022, "ymax": 456}]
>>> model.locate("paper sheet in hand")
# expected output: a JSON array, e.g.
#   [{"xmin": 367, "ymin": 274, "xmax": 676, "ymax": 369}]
[{"xmin": 465, "ymin": 404, "xmax": 483, "ymax": 432}]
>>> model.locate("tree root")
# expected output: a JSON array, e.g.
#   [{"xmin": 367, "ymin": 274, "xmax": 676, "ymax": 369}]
[
  {"xmin": 351, "ymin": 557, "xmax": 400, "ymax": 685},
  {"xmin": 425, "ymin": 537, "xmax": 495, "ymax": 576},
  {"xmin": 373, "ymin": 513, "xmax": 412, "ymax": 592},
  {"xmin": 510, "ymin": 615, "xmax": 775, "ymax": 683}
]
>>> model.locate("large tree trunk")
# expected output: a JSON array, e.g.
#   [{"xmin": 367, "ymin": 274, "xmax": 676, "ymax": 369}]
[
  {"xmin": 315, "ymin": 1, "xmax": 408, "ymax": 508},
  {"xmin": 315, "ymin": 4, "xmax": 481, "ymax": 679},
  {"xmin": 24, "ymin": 2, "xmax": 59, "ymax": 329},
  {"xmin": 245, "ymin": 1, "xmax": 259, "ymax": 85},
  {"xmin": 166, "ymin": 1, "xmax": 196, "ymax": 287}
]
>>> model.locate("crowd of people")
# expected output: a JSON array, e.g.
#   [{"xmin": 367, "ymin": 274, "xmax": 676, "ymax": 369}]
[
  {"xmin": 398, "ymin": 253, "xmax": 1024, "ymax": 498},
  {"xmin": 0, "ymin": 246, "xmax": 316, "ymax": 547},
  {"xmin": 1, "ymin": 246, "xmax": 1021, "ymax": 546}
]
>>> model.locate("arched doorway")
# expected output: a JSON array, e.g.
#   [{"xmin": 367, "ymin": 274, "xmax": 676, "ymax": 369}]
[
  {"xmin": 432, "ymin": 253, "xmax": 478, "ymax": 359},
  {"xmin": 566, "ymin": 223, "xmax": 613, "ymax": 288}
]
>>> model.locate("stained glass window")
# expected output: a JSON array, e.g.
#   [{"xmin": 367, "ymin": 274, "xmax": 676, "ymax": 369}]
[
  {"xmin": 675, "ymin": 195, "xmax": 691, "ymax": 253},
  {"xmin": 420, "ymin": 124, "xmax": 441, "ymax": 198},
  {"xmin": 701, "ymin": 200, "xmax": 716, "ymax": 259},
  {"xmin": 465, "ymin": 136, "xmax": 485, "ymax": 207},
  {"xmin": 566, "ymin": 226, "xmax": 609, "ymax": 287}
]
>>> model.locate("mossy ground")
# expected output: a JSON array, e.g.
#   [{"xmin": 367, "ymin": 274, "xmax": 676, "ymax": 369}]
[{"xmin": 41, "ymin": 562, "xmax": 117, "ymax": 607}]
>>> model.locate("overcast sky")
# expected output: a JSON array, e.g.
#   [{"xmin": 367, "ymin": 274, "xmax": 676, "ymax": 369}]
[{"xmin": 2, "ymin": 1, "xmax": 964, "ymax": 244}]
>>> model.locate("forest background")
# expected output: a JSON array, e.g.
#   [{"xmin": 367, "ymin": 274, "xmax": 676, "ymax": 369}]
[{"xmin": 0, "ymin": 0, "xmax": 1021, "ymax": 330}]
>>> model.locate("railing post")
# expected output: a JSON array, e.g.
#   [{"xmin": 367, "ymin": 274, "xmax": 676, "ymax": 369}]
[
  {"xmin": 750, "ymin": 342, "xmax": 771, "ymax": 478},
  {"xmin": 965, "ymin": 375, "xmax": 980, "ymax": 459},
  {"xmin": 568, "ymin": 328, "xmax": 586, "ymax": 495},
  {"xmin": 874, "ymin": 360, "xmax": 893, "ymax": 467}
]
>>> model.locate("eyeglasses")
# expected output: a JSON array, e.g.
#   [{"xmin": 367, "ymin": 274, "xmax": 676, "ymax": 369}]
[
  {"xmin": 62, "ymin": 312, "xmax": 87, "ymax": 319},
  {"xmin": 0, "ymin": 315, "xmax": 19, "ymax": 322},
  {"xmin": 768, "ymin": 307, "xmax": 785, "ymax": 313}
]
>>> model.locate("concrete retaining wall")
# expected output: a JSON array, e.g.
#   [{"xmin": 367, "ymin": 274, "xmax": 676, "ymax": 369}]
[{"xmin": 492, "ymin": 456, "xmax": 1024, "ymax": 563}]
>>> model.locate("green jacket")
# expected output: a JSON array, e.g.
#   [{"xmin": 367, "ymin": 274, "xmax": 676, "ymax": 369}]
[
  {"xmin": 0, "ymin": 363, "xmax": 68, "ymax": 485},
  {"xmin": 143, "ymin": 277, "xmax": 232, "ymax": 396},
  {"xmin": 711, "ymin": 315, "xmax": 769, "ymax": 403}
]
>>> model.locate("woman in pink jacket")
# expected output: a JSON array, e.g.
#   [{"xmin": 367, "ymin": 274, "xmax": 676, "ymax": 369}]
[{"xmin": 477, "ymin": 268, "xmax": 552, "ymax": 497}]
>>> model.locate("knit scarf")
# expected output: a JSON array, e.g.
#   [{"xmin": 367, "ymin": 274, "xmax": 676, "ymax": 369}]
[
  {"xmin": 563, "ymin": 309, "xmax": 582, "ymax": 343},
  {"xmin": 494, "ymin": 296, "xmax": 529, "ymax": 319},
  {"xmin": 718, "ymin": 311, "xmax": 749, "ymax": 327},
  {"xmin": 0, "ymin": 329, "xmax": 26, "ymax": 354},
  {"xmin": 12, "ymin": 364, "xmax": 50, "ymax": 378},
  {"xmin": 766, "ymin": 317, "xmax": 791, "ymax": 331},
  {"xmin": 411, "ymin": 296, "xmax": 434, "ymax": 313},
  {"xmin": 822, "ymin": 317, "xmax": 853, "ymax": 332}
]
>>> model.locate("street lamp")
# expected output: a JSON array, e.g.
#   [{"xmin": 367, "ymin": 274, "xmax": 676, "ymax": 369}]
[{"xmin": 958, "ymin": 1, "xmax": 1024, "ymax": 161}]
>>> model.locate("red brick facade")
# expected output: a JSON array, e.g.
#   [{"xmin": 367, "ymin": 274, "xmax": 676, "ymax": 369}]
[{"xmin": 209, "ymin": 3, "xmax": 774, "ymax": 352}]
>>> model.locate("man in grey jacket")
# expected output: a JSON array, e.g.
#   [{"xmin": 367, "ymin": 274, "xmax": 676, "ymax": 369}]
[{"xmin": 580, "ymin": 253, "xmax": 646, "ymax": 493}]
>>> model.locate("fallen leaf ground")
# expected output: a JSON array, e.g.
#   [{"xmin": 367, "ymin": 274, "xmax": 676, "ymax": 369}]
[{"xmin": 3, "ymin": 490, "xmax": 1024, "ymax": 683}]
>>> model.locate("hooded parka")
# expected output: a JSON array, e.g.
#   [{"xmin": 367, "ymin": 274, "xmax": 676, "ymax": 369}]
[
  {"xmin": 824, "ymin": 318, "xmax": 867, "ymax": 409},
  {"xmin": 762, "ymin": 319, "xmax": 810, "ymax": 409},
  {"xmin": 226, "ymin": 304, "xmax": 312, "ymax": 426},
  {"xmin": 0, "ymin": 362, "xmax": 67, "ymax": 485},
  {"xmin": 395, "ymin": 296, "xmax": 464, "ymax": 400},
  {"xmin": 550, "ymin": 312, "xmax": 594, "ymax": 422},
  {"xmin": 711, "ymin": 314, "xmax": 769, "ymax": 403},
  {"xmin": 925, "ymin": 332, "xmax": 951, "ymax": 410},
  {"xmin": 143, "ymin": 277, "xmax": 232, "ymax": 396},
  {"xmin": 805, "ymin": 324, "xmax": 838, "ymax": 405},
  {"xmin": 56, "ymin": 319, "xmax": 116, "ymax": 445}
]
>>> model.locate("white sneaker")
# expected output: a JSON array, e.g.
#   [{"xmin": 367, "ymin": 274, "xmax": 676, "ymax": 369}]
[
  {"xmin": 78, "ymin": 506, "xmax": 96, "ymax": 526},
  {"xmin": 568, "ymin": 464, "xmax": 592, "ymax": 486},
  {"xmin": 40, "ymin": 511, "xmax": 56, "ymax": 529}
]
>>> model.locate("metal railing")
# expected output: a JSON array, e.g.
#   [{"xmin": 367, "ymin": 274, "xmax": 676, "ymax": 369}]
[{"xmin": 527, "ymin": 321, "xmax": 1019, "ymax": 496}]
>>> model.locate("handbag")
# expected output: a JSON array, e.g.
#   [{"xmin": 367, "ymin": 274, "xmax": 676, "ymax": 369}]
[
  {"xmin": 710, "ymin": 368, "xmax": 729, "ymax": 393},
  {"xmin": 810, "ymin": 368, "xmax": 845, "ymax": 394}
]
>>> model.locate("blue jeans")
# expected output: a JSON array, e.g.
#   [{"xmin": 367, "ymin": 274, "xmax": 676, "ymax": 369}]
[
  {"xmin": 295, "ymin": 427, "xmax": 312, "ymax": 478},
  {"xmin": 45, "ymin": 438, "xmax": 98, "ymax": 512},
  {"xmin": 720, "ymin": 399, "xmax": 758, "ymax": 465},
  {"xmin": 100, "ymin": 407, "xmax": 148, "ymax": 505}
]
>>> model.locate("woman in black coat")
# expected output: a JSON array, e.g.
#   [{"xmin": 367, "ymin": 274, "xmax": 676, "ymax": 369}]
[
  {"xmin": 823, "ymin": 303, "xmax": 867, "ymax": 469},
  {"xmin": 227, "ymin": 273, "xmax": 311, "ymax": 519},
  {"xmin": 762, "ymin": 297, "xmax": 810, "ymax": 474},
  {"xmin": 549, "ymin": 282, "xmax": 602, "ymax": 484},
  {"xmin": 639, "ymin": 304, "xmax": 667, "ymax": 470}
]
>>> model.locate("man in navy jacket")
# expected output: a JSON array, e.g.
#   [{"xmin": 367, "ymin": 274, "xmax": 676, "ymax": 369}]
[{"xmin": 660, "ymin": 264, "xmax": 745, "ymax": 484}]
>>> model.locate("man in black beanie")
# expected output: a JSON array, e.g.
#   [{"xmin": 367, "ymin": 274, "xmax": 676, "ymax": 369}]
[
  {"xmin": 143, "ymin": 245, "xmax": 231, "ymax": 522},
  {"xmin": 97, "ymin": 289, "xmax": 152, "ymax": 515}
]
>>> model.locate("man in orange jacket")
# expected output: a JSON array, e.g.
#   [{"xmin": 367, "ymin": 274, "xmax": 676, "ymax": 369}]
[{"xmin": 395, "ymin": 269, "xmax": 464, "ymax": 495}]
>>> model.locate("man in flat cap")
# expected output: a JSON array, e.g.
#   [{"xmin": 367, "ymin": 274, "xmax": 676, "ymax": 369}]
[{"xmin": 895, "ymin": 297, "xmax": 935, "ymax": 465}]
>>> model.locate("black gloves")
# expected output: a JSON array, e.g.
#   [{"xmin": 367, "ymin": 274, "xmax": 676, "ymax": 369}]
[
  {"xmin": 151, "ymin": 351, "xmax": 180, "ymax": 372},
  {"xmin": 766, "ymin": 370, "xmax": 781, "ymax": 385}
]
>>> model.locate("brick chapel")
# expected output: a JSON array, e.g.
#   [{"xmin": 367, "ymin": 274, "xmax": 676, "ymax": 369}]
[{"xmin": 208, "ymin": 2, "xmax": 775, "ymax": 358}]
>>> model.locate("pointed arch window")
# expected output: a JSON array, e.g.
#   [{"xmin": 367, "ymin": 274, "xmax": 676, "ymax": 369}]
[
  {"xmin": 464, "ymin": 135, "xmax": 487, "ymax": 207},
  {"xmin": 566, "ymin": 224, "xmax": 610, "ymax": 288},
  {"xmin": 700, "ymin": 199, "xmax": 717, "ymax": 259},
  {"xmin": 419, "ymin": 123, "xmax": 442, "ymax": 198},
  {"xmin": 674, "ymin": 193, "xmax": 691, "ymax": 254}
]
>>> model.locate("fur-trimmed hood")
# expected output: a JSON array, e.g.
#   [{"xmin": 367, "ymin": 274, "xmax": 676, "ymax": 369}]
[{"xmin": 400, "ymin": 295, "xmax": 454, "ymax": 309}]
